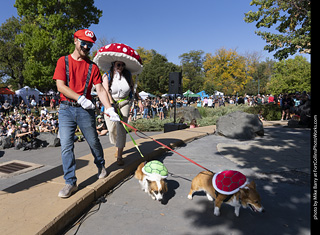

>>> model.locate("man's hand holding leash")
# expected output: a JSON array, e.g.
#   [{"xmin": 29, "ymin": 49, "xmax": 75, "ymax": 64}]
[{"xmin": 77, "ymin": 95, "xmax": 95, "ymax": 109}]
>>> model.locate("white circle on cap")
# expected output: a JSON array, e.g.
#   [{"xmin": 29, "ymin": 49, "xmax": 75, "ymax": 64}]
[{"xmin": 85, "ymin": 30, "xmax": 94, "ymax": 38}]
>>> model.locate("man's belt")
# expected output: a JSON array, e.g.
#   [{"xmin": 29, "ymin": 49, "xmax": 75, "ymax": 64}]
[{"xmin": 61, "ymin": 100, "xmax": 81, "ymax": 107}]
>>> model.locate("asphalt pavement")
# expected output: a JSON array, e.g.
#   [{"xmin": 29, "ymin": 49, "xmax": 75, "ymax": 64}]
[{"xmin": 64, "ymin": 126, "xmax": 311, "ymax": 235}]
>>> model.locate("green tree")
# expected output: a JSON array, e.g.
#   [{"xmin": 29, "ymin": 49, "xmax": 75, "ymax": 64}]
[
  {"xmin": 203, "ymin": 48, "xmax": 254, "ymax": 96},
  {"xmin": 245, "ymin": 58, "xmax": 275, "ymax": 95},
  {"xmin": 138, "ymin": 54, "xmax": 180, "ymax": 95},
  {"xmin": 244, "ymin": 0, "xmax": 311, "ymax": 60},
  {"xmin": 0, "ymin": 16, "xmax": 25, "ymax": 89},
  {"xmin": 267, "ymin": 55, "xmax": 310, "ymax": 94},
  {"xmin": 136, "ymin": 47, "xmax": 157, "ymax": 66},
  {"xmin": 203, "ymin": 80, "xmax": 215, "ymax": 95},
  {"xmin": 179, "ymin": 50, "xmax": 205, "ymax": 93},
  {"xmin": 14, "ymin": 0, "xmax": 102, "ymax": 91}
]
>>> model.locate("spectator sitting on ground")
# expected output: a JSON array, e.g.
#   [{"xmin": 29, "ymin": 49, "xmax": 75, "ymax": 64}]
[
  {"xmin": 39, "ymin": 121, "xmax": 55, "ymax": 133},
  {"xmin": 0, "ymin": 125, "xmax": 7, "ymax": 136},
  {"xmin": 46, "ymin": 122, "xmax": 55, "ymax": 133},
  {"xmin": 40, "ymin": 116, "xmax": 48, "ymax": 125},
  {"xmin": 7, "ymin": 120, "xmax": 17, "ymax": 138},
  {"xmin": 50, "ymin": 117, "xmax": 59, "ymax": 133},
  {"xmin": 96, "ymin": 115, "xmax": 108, "ymax": 136},
  {"xmin": 189, "ymin": 118, "xmax": 200, "ymax": 129},
  {"xmin": 40, "ymin": 107, "xmax": 48, "ymax": 116},
  {"xmin": 39, "ymin": 122, "xmax": 49, "ymax": 132},
  {"xmin": 15, "ymin": 123, "xmax": 38, "ymax": 150},
  {"xmin": 258, "ymin": 110, "xmax": 264, "ymax": 121}
]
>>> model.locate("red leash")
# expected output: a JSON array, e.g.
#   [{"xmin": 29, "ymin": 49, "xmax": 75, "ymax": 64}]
[{"xmin": 103, "ymin": 112, "xmax": 211, "ymax": 172}]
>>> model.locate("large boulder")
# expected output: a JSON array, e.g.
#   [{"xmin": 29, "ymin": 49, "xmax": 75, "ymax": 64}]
[
  {"xmin": 36, "ymin": 132, "xmax": 60, "ymax": 147},
  {"xmin": 295, "ymin": 99, "xmax": 311, "ymax": 128},
  {"xmin": 169, "ymin": 106, "xmax": 202, "ymax": 122},
  {"xmin": 0, "ymin": 136, "xmax": 13, "ymax": 149},
  {"xmin": 216, "ymin": 111, "xmax": 264, "ymax": 140}
]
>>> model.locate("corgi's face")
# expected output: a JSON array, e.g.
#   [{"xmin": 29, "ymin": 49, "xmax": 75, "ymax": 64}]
[
  {"xmin": 240, "ymin": 181, "xmax": 264, "ymax": 213},
  {"xmin": 147, "ymin": 179, "xmax": 168, "ymax": 201}
]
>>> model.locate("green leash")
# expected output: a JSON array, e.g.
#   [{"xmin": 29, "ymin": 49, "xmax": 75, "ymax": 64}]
[{"xmin": 114, "ymin": 98, "xmax": 145, "ymax": 158}]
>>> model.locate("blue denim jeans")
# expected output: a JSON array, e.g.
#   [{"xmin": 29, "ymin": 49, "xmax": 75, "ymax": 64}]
[
  {"xmin": 143, "ymin": 107, "xmax": 148, "ymax": 119},
  {"xmin": 59, "ymin": 104, "xmax": 105, "ymax": 185}
]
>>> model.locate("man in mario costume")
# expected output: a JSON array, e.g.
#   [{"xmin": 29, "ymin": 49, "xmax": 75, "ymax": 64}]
[{"xmin": 53, "ymin": 29, "xmax": 120, "ymax": 198}]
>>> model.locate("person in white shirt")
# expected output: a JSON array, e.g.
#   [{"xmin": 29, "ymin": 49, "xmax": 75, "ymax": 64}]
[
  {"xmin": 208, "ymin": 96, "xmax": 213, "ymax": 108},
  {"xmin": 102, "ymin": 61, "xmax": 141, "ymax": 166}
]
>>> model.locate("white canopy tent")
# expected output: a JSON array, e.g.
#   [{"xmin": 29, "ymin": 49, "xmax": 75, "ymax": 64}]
[
  {"xmin": 214, "ymin": 90, "xmax": 224, "ymax": 96},
  {"xmin": 15, "ymin": 86, "xmax": 41, "ymax": 104},
  {"xmin": 139, "ymin": 91, "xmax": 156, "ymax": 100}
]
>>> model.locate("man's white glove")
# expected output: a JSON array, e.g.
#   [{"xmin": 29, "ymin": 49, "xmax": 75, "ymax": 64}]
[
  {"xmin": 77, "ymin": 95, "xmax": 95, "ymax": 109},
  {"xmin": 106, "ymin": 107, "xmax": 120, "ymax": 122}
]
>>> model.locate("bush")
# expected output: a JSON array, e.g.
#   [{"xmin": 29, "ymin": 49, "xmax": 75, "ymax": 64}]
[
  {"xmin": 129, "ymin": 118, "xmax": 173, "ymax": 132},
  {"xmin": 129, "ymin": 103, "xmax": 281, "ymax": 132},
  {"xmin": 245, "ymin": 103, "xmax": 281, "ymax": 121},
  {"xmin": 197, "ymin": 104, "xmax": 248, "ymax": 126}
]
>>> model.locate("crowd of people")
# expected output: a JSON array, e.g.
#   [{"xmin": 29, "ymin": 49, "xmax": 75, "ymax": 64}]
[
  {"xmin": 226, "ymin": 92, "xmax": 311, "ymax": 121},
  {"xmin": 126, "ymin": 91, "xmax": 311, "ymax": 121},
  {"xmin": 0, "ymin": 95, "xmax": 59, "ymax": 150},
  {"xmin": 0, "ymin": 90, "xmax": 311, "ymax": 151}
]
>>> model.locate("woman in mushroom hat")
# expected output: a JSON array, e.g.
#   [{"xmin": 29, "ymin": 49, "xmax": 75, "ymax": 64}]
[{"xmin": 93, "ymin": 43, "xmax": 143, "ymax": 165}]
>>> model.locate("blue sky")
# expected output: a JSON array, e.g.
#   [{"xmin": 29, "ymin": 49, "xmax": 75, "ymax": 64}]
[{"xmin": 0, "ymin": 0, "xmax": 310, "ymax": 65}]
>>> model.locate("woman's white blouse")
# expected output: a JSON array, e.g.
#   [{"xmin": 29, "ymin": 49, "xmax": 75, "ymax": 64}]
[{"xmin": 110, "ymin": 72, "xmax": 131, "ymax": 99}]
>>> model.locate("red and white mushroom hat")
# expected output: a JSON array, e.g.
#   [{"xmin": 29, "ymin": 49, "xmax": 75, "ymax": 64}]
[{"xmin": 93, "ymin": 43, "xmax": 143, "ymax": 75}]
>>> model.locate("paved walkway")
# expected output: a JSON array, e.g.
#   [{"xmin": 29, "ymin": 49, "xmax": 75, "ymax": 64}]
[
  {"xmin": 0, "ymin": 125, "xmax": 216, "ymax": 235},
  {"xmin": 64, "ymin": 123, "xmax": 310, "ymax": 235}
]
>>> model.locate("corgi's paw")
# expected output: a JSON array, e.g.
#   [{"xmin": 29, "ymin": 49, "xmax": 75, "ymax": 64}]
[
  {"xmin": 214, "ymin": 207, "xmax": 220, "ymax": 216},
  {"xmin": 235, "ymin": 207, "xmax": 240, "ymax": 217},
  {"xmin": 206, "ymin": 193, "xmax": 214, "ymax": 201}
]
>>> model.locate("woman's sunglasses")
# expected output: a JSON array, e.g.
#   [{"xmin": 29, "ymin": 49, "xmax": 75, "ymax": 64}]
[
  {"xmin": 77, "ymin": 38, "xmax": 93, "ymax": 50},
  {"xmin": 115, "ymin": 62, "xmax": 125, "ymax": 68}
]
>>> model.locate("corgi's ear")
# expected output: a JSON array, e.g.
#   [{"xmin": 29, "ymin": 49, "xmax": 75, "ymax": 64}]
[
  {"xmin": 240, "ymin": 188, "xmax": 249, "ymax": 198},
  {"xmin": 163, "ymin": 181, "xmax": 168, "ymax": 193},
  {"xmin": 146, "ymin": 179, "xmax": 151, "ymax": 184},
  {"xmin": 249, "ymin": 181, "xmax": 256, "ymax": 189}
]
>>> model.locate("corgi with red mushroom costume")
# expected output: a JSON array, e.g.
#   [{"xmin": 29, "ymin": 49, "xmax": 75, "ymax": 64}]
[{"xmin": 188, "ymin": 170, "xmax": 265, "ymax": 217}]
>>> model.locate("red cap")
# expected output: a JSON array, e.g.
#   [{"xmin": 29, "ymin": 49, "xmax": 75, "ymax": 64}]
[{"xmin": 74, "ymin": 29, "xmax": 96, "ymax": 43}]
